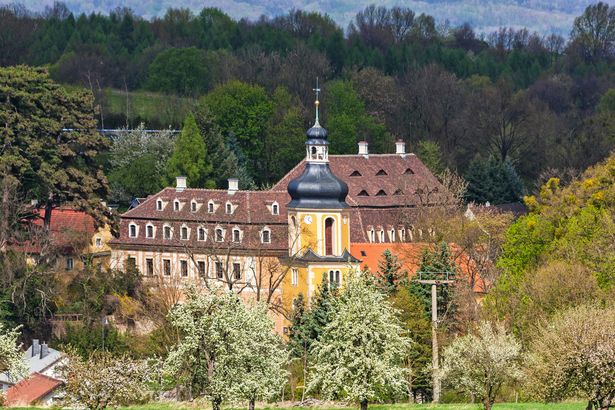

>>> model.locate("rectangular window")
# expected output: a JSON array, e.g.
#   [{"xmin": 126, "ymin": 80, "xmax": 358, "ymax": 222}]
[
  {"xmin": 215, "ymin": 229, "xmax": 223, "ymax": 242},
  {"xmin": 66, "ymin": 257, "xmax": 74, "ymax": 271},
  {"xmin": 146, "ymin": 225, "xmax": 154, "ymax": 238},
  {"xmin": 129, "ymin": 224, "xmax": 137, "ymax": 237},
  {"xmin": 262, "ymin": 230, "xmax": 270, "ymax": 244},
  {"xmin": 233, "ymin": 230, "xmax": 240, "ymax": 243},
  {"xmin": 95, "ymin": 237, "xmax": 102, "ymax": 247},
  {"xmin": 197, "ymin": 261, "xmax": 206, "ymax": 277},
  {"xmin": 146, "ymin": 258, "xmax": 154, "ymax": 276},
  {"xmin": 291, "ymin": 268, "xmax": 298, "ymax": 286},
  {"xmin": 126, "ymin": 256, "xmax": 137, "ymax": 272},
  {"xmin": 181, "ymin": 227, "xmax": 188, "ymax": 240},
  {"xmin": 180, "ymin": 260, "xmax": 188, "ymax": 277},
  {"xmin": 191, "ymin": 202, "xmax": 197, "ymax": 212},
  {"xmin": 164, "ymin": 226, "xmax": 172, "ymax": 239},
  {"xmin": 232, "ymin": 262, "xmax": 241, "ymax": 280},
  {"xmin": 215, "ymin": 261, "xmax": 224, "ymax": 279},
  {"xmin": 163, "ymin": 259, "xmax": 171, "ymax": 276}
]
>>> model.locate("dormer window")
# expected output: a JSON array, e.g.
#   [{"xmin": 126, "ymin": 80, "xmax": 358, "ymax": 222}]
[
  {"xmin": 272, "ymin": 202, "xmax": 279, "ymax": 215},
  {"xmin": 350, "ymin": 170, "xmax": 362, "ymax": 177},
  {"xmin": 180, "ymin": 225, "xmax": 189, "ymax": 240},
  {"xmin": 146, "ymin": 224, "xmax": 154, "ymax": 238},
  {"xmin": 376, "ymin": 190, "xmax": 387, "ymax": 196},
  {"xmin": 208, "ymin": 201, "xmax": 214, "ymax": 213},
  {"xmin": 129, "ymin": 223, "xmax": 137, "ymax": 238},
  {"xmin": 232, "ymin": 228, "xmax": 241, "ymax": 243},
  {"xmin": 379, "ymin": 229, "xmax": 385, "ymax": 243},
  {"xmin": 399, "ymin": 228, "xmax": 406, "ymax": 242},
  {"xmin": 225, "ymin": 202, "xmax": 233, "ymax": 214},
  {"xmin": 390, "ymin": 228, "xmax": 396, "ymax": 242},
  {"xmin": 393, "ymin": 189, "xmax": 403, "ymax": 195},
  {"xmin": 164, "ymin": 225, "xmax": 172, "ymax": 240},
  {"xmin": 174, "ymin": 200, "xmax": 180, "ymax": 211},
  {"xmin": 261, "ymin": 228, "xmax": 271, "ymax": 244},
  {"xmin": 215, "ymin": 228, "xmax": 224, "ymax": 242},
  {"xmin": 376, "ymin": 169, "xmax": 388, "ymax": 176},
  {"xmin": 156, "ymin": 199, "xmax": 163, "ymax": 211},
  {"xmin": 191, "ymin": 200, "xmax": 198, "ymax": 212},
  {"xmin": 197, "ymin": 226, "xmax": 207, "ymax": 241},
  {"xmin": 369, "ymin": 228, "xmax": 375, "ymax": 243},
  {"xmin": 404, "ymin": 168, "xmax": 415, "ymax": 175},
  {"xmin": 357, "ymin": 190, "xmax": 369, "ymax": 197}
]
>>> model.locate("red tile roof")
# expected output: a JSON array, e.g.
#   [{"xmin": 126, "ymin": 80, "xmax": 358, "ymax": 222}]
[{"xmin": 4, "ymin": 372, "xmax": 63, "ymax": 406}]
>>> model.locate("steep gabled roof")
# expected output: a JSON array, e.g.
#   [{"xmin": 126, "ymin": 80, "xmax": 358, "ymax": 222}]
[{"xmin": 5, "ymin": 372, "xmax": 63, "ymax": 406}]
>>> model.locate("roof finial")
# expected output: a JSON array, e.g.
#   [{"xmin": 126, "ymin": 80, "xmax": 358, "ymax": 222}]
[{"xmin": 313, "ymin": 77, "xmax": 321, "ymax": 126}]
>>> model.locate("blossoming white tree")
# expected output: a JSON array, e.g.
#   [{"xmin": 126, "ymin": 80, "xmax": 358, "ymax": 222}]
[
  {"xmin": 527, "ymin": 304, "xmax": 615, "ymax": 410},
  {"xmin": 308, "ymin": 273, "xmax": 412, "ymax": 410},
  {"xmin": 164, "ymin": 285, "xmax": 287, "ymax": 410},
  {"xmin": 441, "ymin": 321, "xmax": 523, "ymax": 410},
  {"xmin": 0, "ymin": 323, "xmax": 26, "ymax": 381},
  {"xmin": 58, "ymin": 352, "xmax": 152, "ymax": 410}
]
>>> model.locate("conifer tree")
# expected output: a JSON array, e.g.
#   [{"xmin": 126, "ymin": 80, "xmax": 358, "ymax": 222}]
[
  {"xmin": 464, "ymin": 156, "xmax": 524, "ymax": 204},
  {"xmin": 408, "ymin": 242, "xmax": 458, "ymax": 320},
  {"xmin": 166, "ymin": 112, "xmax": 214, "ymax": 188},
  {"xmin": 376, "ymin": 249, "xmax": 408, "ymax": 294}
]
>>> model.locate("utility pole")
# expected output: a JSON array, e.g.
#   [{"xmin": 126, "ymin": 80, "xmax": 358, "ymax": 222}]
[{"xmin": 415, "ymin": 272, "xmax": 454, "ymax": 404}]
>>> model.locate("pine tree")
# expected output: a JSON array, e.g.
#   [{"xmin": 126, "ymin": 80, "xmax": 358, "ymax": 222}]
[
  {"xmin": 464, "ymin": 155, "xmax": 524, "ymax": 204},
  {"xmin": 166, "ymin": 112, "xmax": 214, "ymax": 188},
  {"xmin": 376, "ymin": 249, "xmax": 408, "ymax": 294},
  {"xmin": 408, "ymin": 242, "xmax": 458, "ymax": 320}
]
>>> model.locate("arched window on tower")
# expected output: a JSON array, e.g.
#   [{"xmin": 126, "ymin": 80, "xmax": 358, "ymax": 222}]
[
  {"xmin": 324, "ymin": 217, "xmax": 334, "ymax": 256},
  {"xmin": 311, "ymin": 146, "xmax": 317, "ymax": 160}
]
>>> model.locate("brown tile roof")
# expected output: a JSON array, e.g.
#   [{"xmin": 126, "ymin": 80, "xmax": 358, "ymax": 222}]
[
  {"xmin": 4, "ymin": 372, "xmax": 63, "ymax": 406},
  {"xmin": 273, "ymin": 154, "xmax": 444, "ymax": 207},
  {"xmin": 112, "ymin": 154, "xmax": 443, "ymax": 251}
]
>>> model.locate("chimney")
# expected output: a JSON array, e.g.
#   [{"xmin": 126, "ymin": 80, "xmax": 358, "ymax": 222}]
[
  {"xmin": 358, "ymin": 141, "xmax": 369, "ymax": 157},
  {"xmin": 175, "ymin": 176, "xmax": 187, "ymax": 192},
  {"xmin": 40, "ymin": 342, "xmax": 49, "ymax": 359},
  {"xmin": 31, "ymin": 339, "xmax": 40, "ymax": 357},
  {"xmin": 227, "ymin": 178, "xmax": 239, "ymax": 195},
  {"xmin": 395, "ymin": 139, "xmax": 406, "ymax": 156}
]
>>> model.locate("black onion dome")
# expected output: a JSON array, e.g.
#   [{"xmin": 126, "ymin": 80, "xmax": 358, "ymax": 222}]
[
  {"xmin": 287, "ymin": 163, "xmax": 349, "ymax": 209},
  {"xmin": 306, "ymin": 123, "xmax": 328, "ymax": 140}
]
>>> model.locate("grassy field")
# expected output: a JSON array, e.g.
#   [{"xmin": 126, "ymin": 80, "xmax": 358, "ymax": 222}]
[
  {"xmin": 122, "ymin": 402, "xmax": 585, "ymax": 410},
  {"xmin": 103, "ymin": 88, "xmax": 195, "ymax": 129}
]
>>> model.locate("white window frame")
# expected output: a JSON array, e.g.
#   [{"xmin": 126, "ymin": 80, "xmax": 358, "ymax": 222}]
[
  {"xmin": 173, "ymin": 199, "xmax": 181, "ymax": 211},
  {"xmin": 208, "ymin": 201, "xmax": 215, "ymax": 213},
  {"xmin": 215, "ymin": 227, "xmax": 225, "ymax": 242},
  {"xmin": 156, "ymin": 199, "xmax": 163, "ymax": 211},
  {"xmin": 369, "ymin": 228, "xmax": 375, "ymax": 243},
  {"xmin": 399, "ymin": 228, "xmax": 406, "ymax": 242},
  {"xmin": 272, "ymin": 202, "xmax": 279, "ymax": 215},
  {"xmin": 145, "ymin": 258, "xmax": 154, "ymax": 276},
  {"xmin": 261, "ymin": 227, "xmax": 271, "ymax": 244},
  {"xmin": 95, "ymin": 237, "xmax": 102, "ymax": 248},
  {"xmin": 163, "ymin": 224, "xmax": 173, "ymax": 240},
  {"xmin": 225, "ymin": 202, "xmax": 233, "ymax": 214},
  {"xmin": 146, "ymin": 223, "xmax": 155, "ymax": 239},
  {"xmin": 190, "ymin": 200, "xmax": 198, "ymax": 212},
  {"xmin": 232, "ymin": 228, "xmax": 241, "ymax": 243},
  {"xmin": 180, "ymin": 224, "xmax": 190, "ymax": 240},
  {"xmin": 379, "ymin": 229, "xmax": 385, "ymax": 243},
  {"xmin": 390, "ymin": 228, "xmax": 396, "ymax": 242},
  {"xmin": 197, "ymin": 226, "xmax": 207, "ymax": 241},
  {"xmin": 129, "ymin": 223, "xmax": 138, "ymax": 238},
  {"xmin": 291, "ymin": 268, "xmax": 298, "ymax": 286}
]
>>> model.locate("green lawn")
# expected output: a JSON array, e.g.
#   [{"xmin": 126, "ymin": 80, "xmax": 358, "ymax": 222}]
[{"xmin": 122, "ymin": 402, "xmax": 585, "ymax": 410}]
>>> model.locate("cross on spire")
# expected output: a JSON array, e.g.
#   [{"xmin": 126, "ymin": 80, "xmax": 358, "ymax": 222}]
[{"xmin": 313, "ymin": 77, "xmax": 321, "ymax": 125}]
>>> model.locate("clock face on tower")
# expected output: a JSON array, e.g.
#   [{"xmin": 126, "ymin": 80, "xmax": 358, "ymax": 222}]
[{"xmin": 303, "ymin": 215, "xmax": 312, "ymax": 224}]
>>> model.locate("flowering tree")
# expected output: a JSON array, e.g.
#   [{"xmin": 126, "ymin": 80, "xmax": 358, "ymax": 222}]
[
  {"xmin": 527, "ymin": 304, "xmax": 615, "ymax": 410},
  {"xmin": 165, "ymin": 285, "xmax": 287, "ymax": 409},
  {"xmin": 58, "ymin": 352, "xmax": 152, "ymax": 410},
  {"xmin": 442, "ymin": 321, "xmax": 523, "ymax": 410},
  {"xmin": 0, "ymin": 323, "xmax": 26, "ymax": 381},
  {"xmin": 308, "ymin": 273, "xmax": 411, "ymax": 410}
]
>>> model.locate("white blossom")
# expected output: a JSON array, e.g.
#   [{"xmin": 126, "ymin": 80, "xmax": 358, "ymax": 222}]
[
  {"xmin": 308, "ymin": 273, "xmax": 412, "ymax": 409},
  {"xmin": 0, "ymin": 323, "xmax": 27, "ymax": 382},
  {"xmin": 442, "ymin": 321, "xmax": 523, "ymax": 410}
]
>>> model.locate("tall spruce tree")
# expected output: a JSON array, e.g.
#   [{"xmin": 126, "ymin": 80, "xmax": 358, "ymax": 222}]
[
  {"xmin": 408, "ymin": 242, "xmax": 458, "ymax": 320},
  {"xmin": 376, "ymin": 249, "xmax": 408, "ymax": 294},
  {"xmin": 464, "ymin": 156, "xmax": 524, "ymax": 204},
  {"xmin": 166, "ymin": 112, "xmax": 214, "ymax": 188}
]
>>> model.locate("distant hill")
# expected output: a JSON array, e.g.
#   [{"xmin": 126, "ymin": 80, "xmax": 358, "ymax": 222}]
[{"xmin": 3, "ymin": 0, "xmax": 614, "ymax": 36}]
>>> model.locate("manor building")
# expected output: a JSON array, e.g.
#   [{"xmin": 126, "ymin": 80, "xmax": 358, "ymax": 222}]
[{"xmin": 109, "ymin": 98, "xmax": 444, "ymax": 332}]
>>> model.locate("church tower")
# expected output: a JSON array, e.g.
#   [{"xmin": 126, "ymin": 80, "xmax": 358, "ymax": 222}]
[{"xmin": 286, "ymin": 82, "xmax": 359, "ymax": 300}]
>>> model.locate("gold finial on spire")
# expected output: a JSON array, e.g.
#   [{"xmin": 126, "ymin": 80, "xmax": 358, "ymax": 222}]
[{"xmin": 313, "ymin": 77, "xmax": 321, "ymax": 126}]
